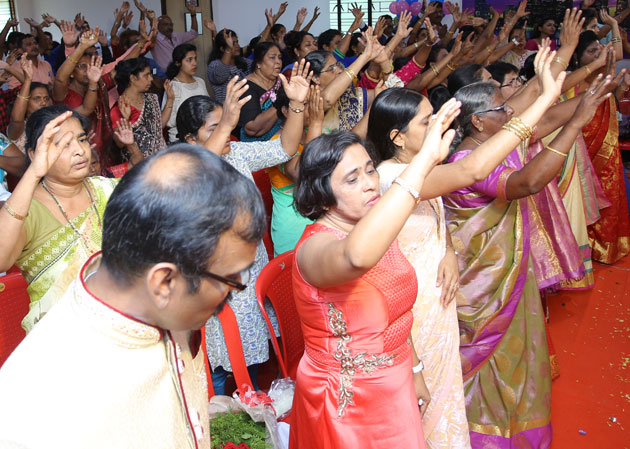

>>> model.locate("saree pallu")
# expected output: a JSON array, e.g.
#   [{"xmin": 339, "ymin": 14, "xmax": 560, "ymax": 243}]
[
  {"xmin": 321, "ymin": 84, "xmax": 367, "ymax": 133},
  {"xmin": 581, "ymin": 96, "xmax": 630, "ymax": 263},
  {"xmin": 445, "ymin": 150, "xmax": 552, "ymax": 448},
  {"xmin": 522, "ymin": 140, "xmax": 585, "ymax": 290},
  {"xmin": 15, "ymin": 177, "xmax": 118, "ymax": 332}
]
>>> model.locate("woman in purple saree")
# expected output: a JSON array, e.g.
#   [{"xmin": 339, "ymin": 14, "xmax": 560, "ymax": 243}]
[{"xmin": 444, "ymin": 74, "xmax": 614, "ymax": 448}]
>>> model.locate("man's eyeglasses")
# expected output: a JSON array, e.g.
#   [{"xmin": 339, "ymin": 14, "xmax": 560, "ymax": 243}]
[
  {"xmin": 474, "ymin": 102, "xmax": 508, "ymax": 115},
  {"xmin": 321, "ymin": 61, "xmax": 344, "ymax": 73},
  {"xmin": 201, "ymin": 268, "xmax": 250, "ymax": 291},
  {"xmin": 500, "ymin": 77, "xmax": 523, "ymax": 88}
]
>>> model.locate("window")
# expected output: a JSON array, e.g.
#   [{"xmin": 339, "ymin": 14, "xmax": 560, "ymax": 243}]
[
  {"xmin": 0, "ymin": 0, "xmax": 14, "ymax": 28},
  {"xmin": 329, "ymin": 0, "xmax": 394, "ymax": 31}
]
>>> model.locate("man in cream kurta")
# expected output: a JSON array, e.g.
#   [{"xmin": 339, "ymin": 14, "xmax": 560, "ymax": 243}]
[{"xmin": 0, "ymin": 145, "xmax": 264, "ymax": 448}]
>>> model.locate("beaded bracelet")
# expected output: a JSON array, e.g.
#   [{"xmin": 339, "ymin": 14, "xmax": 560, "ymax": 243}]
[
  {"xmin": 3, "ymin": 203, "xmax": 27, "ymax": 221},
  {"xmin": 393, "ymin": 177, "xmax": 422, "ymax": 204}
]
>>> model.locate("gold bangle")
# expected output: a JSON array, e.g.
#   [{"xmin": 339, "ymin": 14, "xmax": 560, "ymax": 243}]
[
  {"xmin": 393, "ymin": 177, "xmax": 422, "ymax": 204},
  {"xmin": 502, "ymin": 117, "xmax": 533, "ymax": 141},
  {"xmin": 446, "ymin": 29, "xmax": 454, "ymax": 35},
  {"xmin": 553, "ymin": 56, "xmax": 569, "ymax": 70},
  {"xmin": 344, "ymin": 68, "xmax": 356, "ymax": 81},
  {"xmin": 446, "ymin": 62, "xmax": 456, "ymax": 71},
  {"xmin": 67, "ymin": 57, "xmax": 80, "ymax": 64},
  {"xmin": 585, "ymin": 65, "xmax": 592, "ymax": 75},
  {"xmin": 17, "ymin": 94, "xmax": 30, "ymax": 101},
  {"xmin": 3, "ymin": 203, "xmax": 27, "ymax": 221},
  {"xmin": 545, "ymin": 145, "xmax": 567, "ymax": 158},
  {"xmin": 485, "ymin": 46, "xmax": 493, "ymax": 54},
  {"xmin": 430, "ymin": 63, "xmax": 440, "ymax": 76}
]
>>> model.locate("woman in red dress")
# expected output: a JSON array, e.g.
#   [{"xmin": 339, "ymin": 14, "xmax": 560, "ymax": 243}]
[{"xmin": 289, "ymin": 98, "xmax": 460, "ymax": 449}]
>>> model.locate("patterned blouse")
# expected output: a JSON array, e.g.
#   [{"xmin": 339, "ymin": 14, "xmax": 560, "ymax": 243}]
[{"xmin": 205, "ymin": 138, "xmax": 292, "ymax": 371}]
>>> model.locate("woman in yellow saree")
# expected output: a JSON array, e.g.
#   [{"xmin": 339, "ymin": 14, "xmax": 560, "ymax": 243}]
[{"xmin": 0, "ymin": 106, "xmax": 127, "ymax": 332}]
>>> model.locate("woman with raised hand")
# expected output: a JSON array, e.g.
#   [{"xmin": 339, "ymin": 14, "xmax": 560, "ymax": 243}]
[
  {"xmin": 7, "ymin": 57, "xmax": 52, "ymax": 154},
  {"xmin": 110, "ymin": 58, "xmax": 172, "ymax": 158},
  {"xmin": 304, "ymin": 27, "xmax": 386, "ymax": 133},
  {"xmin": 289, "ymin": 99, "xmax": 460, "ymax": 449},
  {"xmin": 163, "ymin": 43, "xmax": 209, "ymax": 144},
  {"xmin": 365, "ymin": 46, "xmax": 570, "ymax": 449},
  {"xmin": 176, "ymin": 61, "xmax": 311, "ymax": 394},
  {"xmin": 445, "ymin": 67, "xmax": 613, "ymax": 447},
  {"xmin": 207, "ymin": 29, "xmax": 252, "ymax": 103},
  {"xmin": 0, "ymin": 106, "xmax": 118, "ymax": 332}
]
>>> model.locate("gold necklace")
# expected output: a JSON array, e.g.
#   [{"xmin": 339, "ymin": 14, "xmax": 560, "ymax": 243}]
[
  {"xmin": 41, "ymin": 180, "xmax": 102, "ymax": 249},
  {"xmin": 470, "ymin": 137, "xmax": 483, "ymax": 146}
]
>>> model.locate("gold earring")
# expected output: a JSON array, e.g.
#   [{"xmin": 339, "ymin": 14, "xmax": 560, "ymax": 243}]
[
  {"xmin": 401, "ymin": 141, "xmax": 406, "ymax": 151},
  {"xmin": 478, "ymin": 126, "xmax": 484, "ymax": 132}
]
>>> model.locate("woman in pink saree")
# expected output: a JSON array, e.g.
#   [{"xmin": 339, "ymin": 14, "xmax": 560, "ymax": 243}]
[{"xmin": 445, "ymin": 74, "xmax": 614, "ymax": 448}]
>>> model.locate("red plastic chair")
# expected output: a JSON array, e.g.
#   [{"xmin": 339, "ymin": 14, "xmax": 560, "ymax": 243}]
[
  {"xmin": 0, "ymin": 267, "xmax": 30, "ymax": 368},
  {"xmin": 255, "ymin": 251, "xmax": 304, "ymax": 380},
  {"xmin": 216, "ymin": 303, "xmax": 254, "ymax": 391}
]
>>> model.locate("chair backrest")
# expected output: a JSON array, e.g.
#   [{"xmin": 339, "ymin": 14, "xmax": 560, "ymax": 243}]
[
  {"xmin": 0, "ymin": 267, "xmax": 29, "ymax": 368},
  {"xmin": 252, "ymin": 169, "xmax": 274, "ymax": 260},
  {"xmin": 255, "ymin": 251, "xmax": 304, "ymax": 380}
]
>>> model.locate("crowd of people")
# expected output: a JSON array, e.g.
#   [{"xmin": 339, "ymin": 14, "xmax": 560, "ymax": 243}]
[{"xmin": 0, "ymin": 0, "xmax": 629, "ymax": 448}]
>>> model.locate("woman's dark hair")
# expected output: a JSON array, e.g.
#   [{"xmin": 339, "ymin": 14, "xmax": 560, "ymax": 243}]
[
  {"xmin": 28, "ymin": 81, "xmax": 49, "ymax": 96},
  {"xmin": 252, "ymin": 42, "xmax": 280, "ymax": 70},
  {"xmin": 176, "ymin": 95, "xmax": 223, "ymax": 142},
  {"xmin": 166, "ymin": 43, "xmax": 196, "ymax": 79},
  {"xmin": 346, "ymin": 32, "xmax": 363, "ymax": 57},
  {"xmin": 271, "ymin": 24, "xmax": 286, "ymax": 41},
  {"xmin": 428, "ymin": 85, "xmax": 452, "ymax": 112},
  {"xmin": 285, "ymin": 31, "xmax": 314, "ymax": 61},
  {"xmin": 451, "ymin": 81, "xmax": 498, "ymax": 150},
  {"xmin": 487, "ymin": 61, "xmax": 519, "ymax": 85},
  {"xmin": 101, "ymin": 144, "xmax": 266, "ymax": 292},
  {"xmin": 304, "ymin": 50, "xmax": 333, "ymax": 77},
  {"xmin": 366, "ymin": 88, "xmax": 426, "ymax": 164},
  {"xmin": 509, "ymin": 25, "xmax": 525, "ymax": 41},
  {"xmin": 571, "ymin": 30, "xmax": 599, "ymax": 70},
  {"xmin": 520, "ymin": 52, "xmax": 537, "ymax": 81},
  {"xmin": 581, "ymin": 8, "xmax": 599, "ymax": 28},
  {"xmin": 119, "ymin": 29, "xmax": 140, "ymax": 51},
  {"xmin": 245, "ymin": 36, "xmax": 261, "ymax": 58},
  {"xmin": 447, "ymin": 64, "xmax": 484, "ymax": 96},
  {"xmin": 295, "ymin": 132, "xmax": 366, "ymax": 220},
  {"xmin": 317, "ymin": 29, "xmax": 342, "ymax": 50},
  {"xmin": 530, "ymin": 18, "xmax": 556, "ymax": 39},
  {"xmin": 25, "ymin": 105, "xmax": 91, "ymax": 160},
  {"xmin": 209, "ymin": 29, "xmax": 248, "ymax": 71},
  {"xmin": 393, "ymin": 57, "xmax": 411, "ymax": 72},
  {"xmin": 274, "ymin": 88, "xmax": 290, "ymax": 121},
  {"xmin": 114, "ymin": 58, "xmax": 150, "ymax": 91}
]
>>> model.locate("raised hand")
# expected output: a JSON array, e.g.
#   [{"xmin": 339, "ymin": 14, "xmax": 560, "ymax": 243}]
[
  {"xmin": 118, "ymin": 96, "xmax": 132, "ymax": 120},
  {"xmin": 80, "ymin": 29, "xmax": 100, "ymax": 48},
  {"xmin": 418, "ymin": 97, "xmax": 460, "ymax": 166},
  {"xmin": 600, "ymin": 8, "xmax": 616, "ymax": 26},
  {"xmin": 6, "ymin": 18, "xmax": 18, "ymax": 27},
  {"xmin": 120, "ymin": 1, "xmax": 131, "ymax": 13},
  {"xmin": 41, "ymin": 13, "xmax": 56, "ymax": 26},
  {"xmin": 424, "ymin": 18, "xmax": 438, "ymax": 44},
  {"xmin": 29, "ymin": 111, "xmax": 75, "ymax": 179},
  {"xmin": 515, "ymin": 0, "xmax": 529, "ymax": 19},
  {"xmin": 374, "ymin": 16, "xmax": 387, "ymax": 39},
  {"xmin": 350, "ymin": 2, "xmax": 365, "ymax": 29},
  {"xmin": 203, "ymin": 18, "xmax": 217, "ymax": 34},
  {"xmin": 122, "ymin": 10, "xmax": 134, "ymax": 28},
  {"xmin": 425, "ymin": 2, "xmax": 440, "ymax": 17},
  {"xmin": 280, "ymin": 60, "xmax": 313, "ymax": 104},
  {"xmin": 19, "ymin": 57, "xmax": 34, "ymax": 80},
  {"xmin": 74, "ymin": 13, "xmax": 86, "ymax": 30},
  {"xmin": 265, "ymin": 8, "xmax": 275, "ymax": 27},
  {"xmin": 536, "ymin": 46, "xmax": 565, "ymax": 102},
  {"xmin": 114, "ymin": 118, "xmax": 135, "ymax": 146},
  {"xmin": 87, "ymin": 55, "xmax": 103, "ymax": 84},
  {"xmin": 275, "ymin": 2, "xmax": 289, "ymax": 19},
  {"xmin": 219, "ymin": 76, "xmax": 251, "ymax": 132},
  {"xmin": 559, "ymin": 8, "xmax": 584, "ymax": 50},
  {"xmin": 296, "ymin": 8, "xmax": 308, "ymax": 25},
  {"xmin": 5, "ymin": 49, "xmax": 22, "ymax": 66},
  {"xmin": 572, "ymin": 74, "xmax": 614, "ymax": 127},
  {"xmin": 134, "ymin": 0, "xmax": 147, "ymax": 13},
  {"xmin": 396, "ymin": 10, "xmax": 413, "ymax": 39},
  {"xmin": 98, "ymin": 29, "xmax": 108, "ymax": 46},
  {"xmin": 312, "ymin": 6, "xmax": 321, "ymax": 21},
  {"xmin": 24, "ymin": 17, "xmax": 41, "ymax": 29},
  {"xmin": 223, "ymin": 30, "xmax": 236, "ymax": 49},
  {"xmin": 164, "ymin": 79, "xmax": 175, "ymax": 101},
  {"xmin": 450, "ymin": 32, "xmax": 463, "ymax": 56},
  {"xmin": 471, "ymin": 17, "xmax": 487, "ymax": 27},
  {"xmin": 61, "ymin": 20, "xmax": 79, "ymax": 47},
  {"xmin": 307, "ymin": 85, "xmax": 324, "ymax": 125}
]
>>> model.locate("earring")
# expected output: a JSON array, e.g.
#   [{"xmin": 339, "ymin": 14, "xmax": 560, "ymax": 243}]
[
  {"xmin": 401, "ymin": 141, "xmax": 406, "ymax": 151},
  {"xmin": 257, "ymin": 65, "xmax": 261, "ymax": 69},
  {"xmin": 478, "ymin": 126, "xmax": 484, "ymax": 132}
]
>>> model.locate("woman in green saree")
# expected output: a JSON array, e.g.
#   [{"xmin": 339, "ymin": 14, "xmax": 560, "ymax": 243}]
[{"xmin": 0, "ymin": 105, "xmax": 130, "ymax": 332}]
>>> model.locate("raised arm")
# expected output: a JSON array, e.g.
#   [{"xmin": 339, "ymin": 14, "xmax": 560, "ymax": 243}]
[
  {"xmin": 302, "ymin": 6, "xmax": 320, "ymax": 33},
  {"xmin": 74, "ymin": 54, "xmax": 103, "ymax": 116},
  {"xmin": 337, "ymin": 4, "xmax": 365, "ymax": 58},
  {"xmin": 297, "ymin": 100, "xmax": 459, "ymax": 288},
  {"xmin": 53, "ymin": 23, "xmax": 93, "ymax": 102},
  {"xmin": 185, "ymin": 1, "xmax": 198, "ymax": 33},
  {"xmin": 506, "ymin": 74, "xmax": 613, "ymax": 199},
  {"xmin": 161, "ymin": 80, "xmax": 175, "ymax": 128},
  {"xmin": 0, "ymin": 18, "xmax": 18, "ymax": 56},
  {"xmin": 278, "ymin": 61, "xmax": 312, "ymax": 157},
  {"xmin": 601, "ymin": 9, "xmax": 623, "ymax": 61},
  {"xmin": 294, "ymin": 8, "xmax": 307, "ymax": 32},
  {"xmin": 7, "ymin": 58, "xmax": 33, "ymax": 140}
]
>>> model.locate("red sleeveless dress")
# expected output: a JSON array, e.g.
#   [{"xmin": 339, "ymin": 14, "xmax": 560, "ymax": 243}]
[{"xmin": 289, "ymin": 223, "xmax": 426, "ymax": 449}]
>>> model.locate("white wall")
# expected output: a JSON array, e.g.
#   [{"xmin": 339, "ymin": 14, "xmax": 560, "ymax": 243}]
[
  {"xmin": 212, "ymin": 0, "xmax": 331, "ymax": 44},
  {"xmin": 14, "ymin": 0, "xmax": 162, "ymax": 42}
]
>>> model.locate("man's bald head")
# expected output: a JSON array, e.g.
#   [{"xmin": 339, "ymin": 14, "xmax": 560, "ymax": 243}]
[{"xmin": 158, "ymin": 15, "xmax": 174, "ymax": 37}]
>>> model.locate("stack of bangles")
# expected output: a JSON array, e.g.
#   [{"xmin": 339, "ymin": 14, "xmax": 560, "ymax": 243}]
[
  {"xmin": 501, "ymin": 117, "xmax": 534, "ymax": 141},
  {"xmin": 344, "ymin": 68, "xmax": 356, "ymax": 81},
  {"xmin": 17, "ymin": 94, "xmax": 30, "ymax": 101}
]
